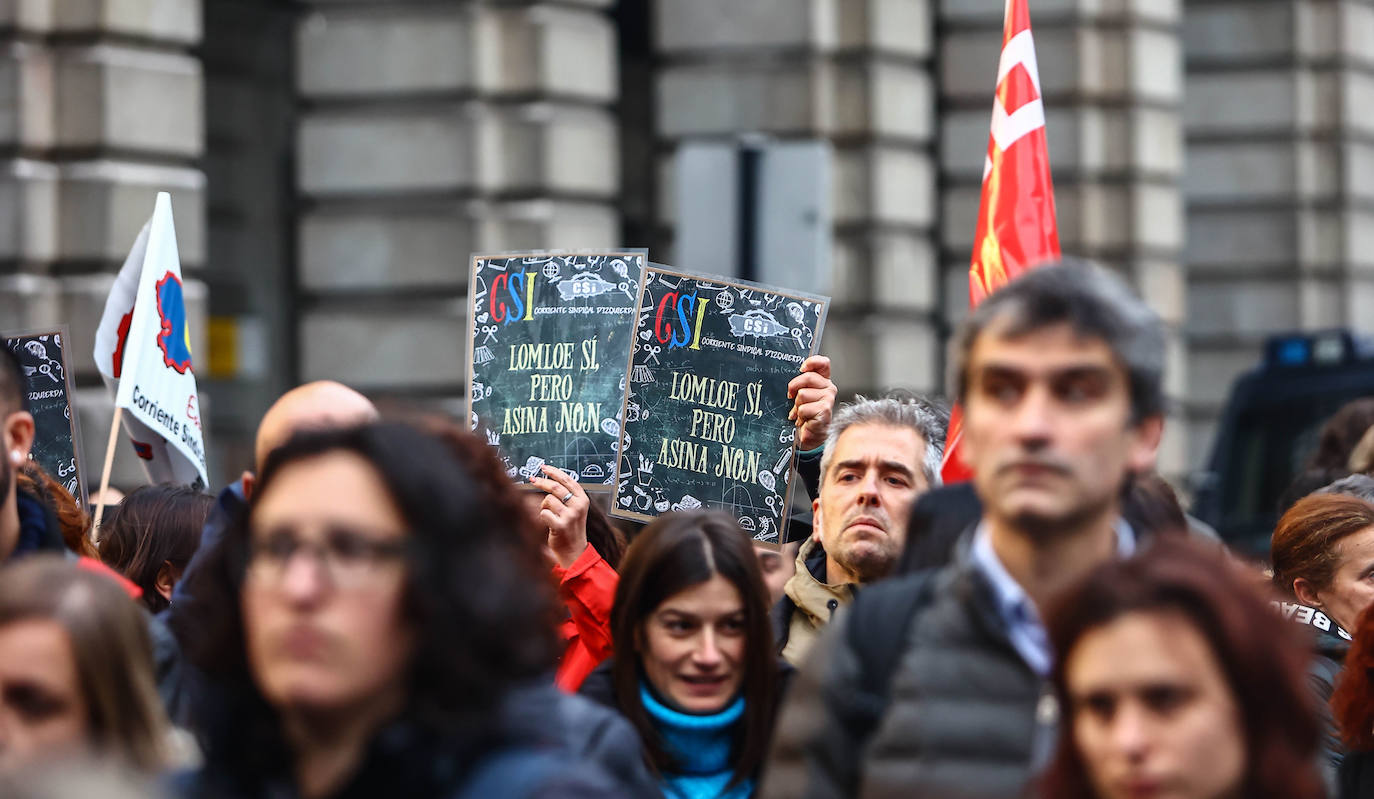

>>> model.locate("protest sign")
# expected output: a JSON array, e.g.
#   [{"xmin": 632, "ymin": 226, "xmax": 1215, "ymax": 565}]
[
  {"xmin": 611, "ymin": 265, "xmax": 828, "ymax": 545},
  {"xmin": 467, "ymin": 251, "xmax": 645, "ymax": 488},
  {"xmin": 3, "ymin": 327, "xmax": 85, "ymax": 505}
]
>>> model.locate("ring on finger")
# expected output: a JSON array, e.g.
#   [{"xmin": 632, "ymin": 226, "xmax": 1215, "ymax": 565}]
[{"xmin": 561, "ymin": 491, "xmax": 574, "ymax": 504}]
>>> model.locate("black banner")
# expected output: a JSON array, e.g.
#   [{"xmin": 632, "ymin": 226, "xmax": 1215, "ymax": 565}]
[
  {"xmin": 467, "ymin": 251, "xmax": 645, "ymax": 488},
  {"xmin": 3, "ymin": 327, "xmax": 85, "ymax": 506},
  {"xmin": 612, "ymin": 266, "xmax": 828, "ymax": 545}
]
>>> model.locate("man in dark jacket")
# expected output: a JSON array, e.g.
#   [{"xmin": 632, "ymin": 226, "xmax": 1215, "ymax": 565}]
[
  {"xmin": 0, "ymin": 347, "xmax": 64, "ymax": 563},
  {"xmin": 760, "ymin": 259, "xmax": 1167, "ymax": 799}
]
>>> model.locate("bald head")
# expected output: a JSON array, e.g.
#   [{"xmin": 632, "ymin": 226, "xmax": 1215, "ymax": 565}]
[{"xmin": 254, "ymin": 381, "xmax": 378, "ymax": 473}]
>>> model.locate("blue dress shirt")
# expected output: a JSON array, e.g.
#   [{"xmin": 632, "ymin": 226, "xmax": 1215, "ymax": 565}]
[{"xmin": 970, "ymin": 518, "xmax": 1136, "ymax": 677}]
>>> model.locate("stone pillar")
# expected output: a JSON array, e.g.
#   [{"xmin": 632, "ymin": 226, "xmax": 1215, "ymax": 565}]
[
  {"xmin": 0, "ymin": 1, "xmax": 207, "ymax": 490},
  {"xmin": 198, "ymin": 0, "xmax": 296, "ymax": 475},
  {"xmin": 294, "ymin": 0, "xmax": 620, "ymax": 410},
  {"xmin": 1183, "ymin": 0, "xmax": 1374, "ymax": 469},
  {"xmin": 938, "ymin": 0, "xmax": 1187, "ymax": 474},
  {"xmin": 652, "ymin": 0, "xmax": 941, "ymax": 397}
]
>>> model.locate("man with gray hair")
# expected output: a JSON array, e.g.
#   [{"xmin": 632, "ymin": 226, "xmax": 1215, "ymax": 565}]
[
  {"xmin": 762, "ymin": 258, "xmax": 1167, "ymax": 799},
  {"xmin": 773, "ymin": 393, "xmax": 946, "ymax": 665}
]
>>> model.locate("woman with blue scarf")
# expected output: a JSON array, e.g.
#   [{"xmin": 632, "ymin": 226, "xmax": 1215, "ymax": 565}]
[{"xmin": 581, "ymin": 512, "xmax": 790, "ymax": 799}]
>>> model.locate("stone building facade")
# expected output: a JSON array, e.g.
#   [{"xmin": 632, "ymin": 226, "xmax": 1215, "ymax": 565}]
[{"xmin": 0, "ymin": 0, "xmax": 1365, "ymax": 486}]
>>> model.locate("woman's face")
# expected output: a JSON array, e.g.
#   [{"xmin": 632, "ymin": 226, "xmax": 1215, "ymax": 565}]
[
  {"xmin": 0, "ymin": 619, "xmax": 89, "ymax": 771},
  {"xmin": 1066, "ymin": 611, "xmax": 1245, "ymax": 799},
  {"xmin": 242, "ymin": 452, "xmax": 416, "ymax": 717},
  {"xmin": 639, "ymin": 573, "xmax": 747, "ymax": 714},
  {"xmin": 1312, "ymin": 525, "xmax": 1374, "ymax": 632}
]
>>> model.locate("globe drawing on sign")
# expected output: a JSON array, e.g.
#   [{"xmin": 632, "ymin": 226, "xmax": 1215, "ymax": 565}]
[
  {"xmin": 723, "ymin": 485, "xmax": 755, "ymax": 518},
  {"xmin": 542, "ymin": 261, "xmax": 562, "ymax": 280},
  {"xmin": 564, "ymin": 436, "xmax": 602, "ymax": 474},
  {"xmin": 155, "ymin": 272, "xmax": 194, "ymax": 374}
]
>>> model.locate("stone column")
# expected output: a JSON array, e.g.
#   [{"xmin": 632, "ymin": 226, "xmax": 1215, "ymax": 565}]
[
  {"xmin": 652, "ymin": 0, "xmax": 941, "ymax": 397},
  {"xmin": 197, "ymin": 0, "xmax": 296, "ymax": 474},
  {"xmin": 294, "ymin": 0, "xmax": 621, "ymax": 412},
  {"xmin": 0, "ymin": 1, "xmax": 207, "ymax": 489},
  {"xmin": 1183, "ymin": 0, "xmax": 1374, "ymax": 468},
  {"xmin": 939, "ymin": 0, "xmax": 1187, "ymax": 474}
]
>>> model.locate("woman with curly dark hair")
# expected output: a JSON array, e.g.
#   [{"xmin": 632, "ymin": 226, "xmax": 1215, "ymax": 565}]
[
  {"xmin": 1040, "ymin": 538, "xmax": 1323, "ymax": 799},
  {"xmin": 418, "ymin": 420, "xmax": 626, "ymax": 692},
  {"xmin": 171, "ymin": 421, "xmax": 622, "ymax": 798}
]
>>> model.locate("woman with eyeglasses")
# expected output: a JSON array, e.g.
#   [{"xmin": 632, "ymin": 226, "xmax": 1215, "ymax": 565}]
[{"xmin": 172, "ymin": 421, "xmax": 623, "ymax": 799}]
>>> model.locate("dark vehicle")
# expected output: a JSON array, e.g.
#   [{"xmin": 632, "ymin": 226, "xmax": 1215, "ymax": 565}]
[{"xmin": 1193, "ymin": 330, "xmax": 1374, "ymax": 558}]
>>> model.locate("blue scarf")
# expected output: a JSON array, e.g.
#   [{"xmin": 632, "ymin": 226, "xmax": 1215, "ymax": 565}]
[{"xmin": 640, "ymin": 682, "xmax": 752, "ymax": 799}]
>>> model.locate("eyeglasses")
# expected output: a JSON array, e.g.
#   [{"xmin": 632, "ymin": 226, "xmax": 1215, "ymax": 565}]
[{"xmin": 245, "ymin": 526, "xmax": 409, "ymax": 589}]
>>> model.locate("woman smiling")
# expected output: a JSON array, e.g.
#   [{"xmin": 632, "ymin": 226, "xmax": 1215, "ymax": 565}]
[{"xmin": 581, "ymin": 512, "xmax": 789, "ymax": 799}]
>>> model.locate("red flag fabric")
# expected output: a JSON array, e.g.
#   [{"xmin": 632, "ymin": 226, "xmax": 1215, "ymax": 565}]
[{"xmin": 941, "ymin": 0, "xmax": 1060, "ymax": 484}]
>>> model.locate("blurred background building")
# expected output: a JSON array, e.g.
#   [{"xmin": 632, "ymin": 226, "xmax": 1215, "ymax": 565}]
[{"xmin": 0, "ymin": 0, "xmax": 1367, "ymax": 489}]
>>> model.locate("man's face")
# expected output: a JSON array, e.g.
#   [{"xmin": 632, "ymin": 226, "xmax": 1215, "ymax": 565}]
[
  {"xmin": 814, "ymin": 423, "xmax": 928, "ymax": 582},
  {"xmin": 962, "ymin": 321, "xmax": 1161, "ymax": 538}
]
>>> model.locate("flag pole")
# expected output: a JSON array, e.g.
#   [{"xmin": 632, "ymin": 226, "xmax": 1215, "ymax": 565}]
[{"xmin": 91, "ymin": 405, "xmax": 123, "ymax": 534}]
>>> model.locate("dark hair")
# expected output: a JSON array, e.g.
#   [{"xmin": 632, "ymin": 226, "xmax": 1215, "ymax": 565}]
[
  {"xmin": 950, "ymin": 258, "xmax": 1166, "ymax": 423},
  {"xmin": 1307, "ymin": 398, "xmax": 1374, "ymax": 472},
  {"xmin": 1119, "ymin": 473, "xmax": 1188, "ymax": 539},
  {"xmin": 174, "ymin": 421, "xmax": 562, "ymax": 777},
  {"xmin": 0, "ymin": 556, "xmax": 171, "ymax": 772},
  {"xmin": 1271, "ymin": 493, "xmax": 1374, "ymax": 599},
  {"xmin": 0, "ymin": 345, "xmax": 25, "ymax": 417},
  {"xmin": 1278, "ymin": 467, "xmax": 1350, "ymax": 518},
  {"xmin": 97, "ymin": 484, "xmax": 213, "ymax": 613},
  {"xmin": 418, "ymin": 416, "xmax": 541, "ymax": 543},
  {"xmin": 17, "ymin": 462, "xmax": 95, "ymax": 558},
  {"xmin": 609, "ymin": 512, "xmax": 776, "ymax": 789},
  {"xmin": 586, "ymin": 502, "xmax": 627, "ymax": 570},
  {"xmin": 1335, "ymin": 602, "xmax": 1374, "ymax": 749},
  {"xmin": 420, "ymin": 415, "xmax": 629, "ymax": 569},
  {"xmin": 1041, "ymin": 539, "xmax": 1322, "ymax": 799}
]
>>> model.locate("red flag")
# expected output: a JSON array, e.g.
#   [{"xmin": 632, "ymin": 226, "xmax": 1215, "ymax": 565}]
[{"xmin": 941, "ymin": 0, "xmax": 1060, "ymax": 484}]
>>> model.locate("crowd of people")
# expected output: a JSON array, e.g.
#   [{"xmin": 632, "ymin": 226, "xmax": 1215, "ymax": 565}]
[{"xmin": 2, "ymin": 258, "xmax": 1374, "ymax": 798}]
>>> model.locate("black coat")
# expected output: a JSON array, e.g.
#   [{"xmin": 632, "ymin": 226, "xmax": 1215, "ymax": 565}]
[
  {"xmin": 1275, "ymin": 601, "xmax": 1352, "ymax": 794},
  {"xmin": 1341, "ymin": 749, "xmax": 1374, "ymax": 799},
  {"xmin": 176, "ymin": 683, "xmax": 639, "ymax": 799}
]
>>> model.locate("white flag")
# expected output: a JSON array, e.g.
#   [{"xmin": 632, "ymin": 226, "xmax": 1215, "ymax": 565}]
[{"xmin": 93, "ymin": 193, "xmax": 208, "ymax": 488}]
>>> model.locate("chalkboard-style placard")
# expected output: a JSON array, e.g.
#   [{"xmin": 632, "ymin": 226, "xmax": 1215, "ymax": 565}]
[
  {"xmin": 3, "ymin": 327, "xmax": 85, "ymax": 506},
  {"xmin": 467, "ymin": 251, "xmax": 645, "ymax": 489},
  {"xmin": 611, "ymin": 266, "xmax": 829, "ymax": 546}
]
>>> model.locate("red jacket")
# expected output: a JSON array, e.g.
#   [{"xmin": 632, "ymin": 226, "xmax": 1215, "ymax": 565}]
[{"xmin": 552, "ymin": 544, "xmax": 618, "ymax": 692}]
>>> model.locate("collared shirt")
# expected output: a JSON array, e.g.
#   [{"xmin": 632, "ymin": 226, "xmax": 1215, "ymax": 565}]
[{"xmin": 970, "ymin": 518, "xmax": 1136, "ymax": 677}]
